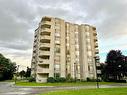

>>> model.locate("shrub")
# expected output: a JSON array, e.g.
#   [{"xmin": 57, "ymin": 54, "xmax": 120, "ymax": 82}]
[
  {"xmin": 86, "ymin": 77, "xmax": 96, "ymax": 82},
  {"xmin": 58, "ymin": 77, "xmax": 66, "ymax": 82},
  {"xmin": 47, "ymin": 77, "xmax": 55, "ymax": 83},
  {"xmin": 28, "ymin": 77, "xmax": 35, "ymax": 82},
  {"xmin": 67, "ymin": 77, "xmax": 76, "ymax": 82}
]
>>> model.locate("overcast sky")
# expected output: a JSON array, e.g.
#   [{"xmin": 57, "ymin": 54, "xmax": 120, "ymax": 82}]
[{"xmin": 0, "ymin": 0, "xmax": 127, "ymax": 70}]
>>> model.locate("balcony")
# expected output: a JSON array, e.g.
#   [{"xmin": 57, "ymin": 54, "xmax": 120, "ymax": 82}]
[
  {"xmin": 95, "ymin": 49, "xmax": 99, "ymax": 54},
  {"xmin": 40, "ymin": 43, "xmax": 50, "ymax": 48},
  {"xmin": 40, "ymin": 36, "xmax": 50, "ymax": 40},
  {"xmin": 37, "ymin": 68, "xmax": 49, "ymax": 74},
  {"xmin": 97, "ymin": 70, "xmax": 101, "ymax": 74},
  {"xmin": 41, "ymin": 24, "xmax": 51, "ymax": 29},
  {"xmin": 43, "ymin": 21, "xmax": 51, "ymax": 25},
  {"xmin": 38, "ymin": 59, "xmax": 50, "ymax": 65},
  {"xmin": 42, "ymin": 28, "xmax": 51, "ymax": 32},
  {"xmin": 40, "ymin": 30, "xmax": 51, "ymax": 36},
  {"xmin": 39, "ymin": 51, "xmax": 50, "ymax": 56},
  {"xmin": 40, "ymin": 39, "xmax": 50, "ymax": 43},
  {"xmin": 41, "ymin": 17, "xmax": 51, "ymax": 22},
  {"xmin": 32, "ymin": 53, "xmax": 36, "ymax": 57},
  {"xmin": 93, "ymin": 31, "xmax": 97, "ymax": 36},
  {"xmin": 33, "ymin": 47, "xmax": 36, "ymax": 52},
  {"xmin": 96, "ymin": 63, "xmax": 100, "ymax": 66},
  {"xmin": 95, "ymin": 56, "xmax": 100, "ymax": 60},
  {"xmin": 95, "ymin": 43, "xmax": 98, "ymax": 48},
  {"xmin": 94, "ymin": 36, "xmax": 98, "ymax": 42}
]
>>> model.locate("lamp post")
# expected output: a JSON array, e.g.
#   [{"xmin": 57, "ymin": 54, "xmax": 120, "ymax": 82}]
[
  {"xmin": 15, "ymin": 65, "xmax": 19, "ymax": 84},
  {"xmin": 74, "ymin": 62, "xmax": 76, "ymax": 82},
  {"xmin": 94, "ymin": 56, "xmax": 99, "ymax": 88},
  {"xmin": 118, "ymin": 65, "xmax": 121, "ymax": 80}
]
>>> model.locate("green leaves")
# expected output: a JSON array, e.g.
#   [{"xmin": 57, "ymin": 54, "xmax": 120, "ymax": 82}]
[
  {"xmin": 0, "ymin": 53, "xmax": 16, "ymax": 80},
  {"xmin": 102, "ymin": 50, "xmax": 127, "ymax": 81}
]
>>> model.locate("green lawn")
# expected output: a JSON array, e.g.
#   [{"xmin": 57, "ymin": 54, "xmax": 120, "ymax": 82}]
[
  {"xmin": 16, "ymin": 81, "xmax": 117, "ymax": 86},
  {"xmin": 39, "ymin": 88, "xmax": 127, "ymax": 95}
]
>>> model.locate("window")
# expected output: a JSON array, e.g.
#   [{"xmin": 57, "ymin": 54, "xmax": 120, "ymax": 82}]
[
  {"xmin": 86, "ymin": 38, "xmax": 90, "ymax": 43},
  {"xmin": 75, "ymin": 51, "xmax": 79, "ymax": 55},
  {"xmin": 55, "ymin": 37, "xmax": 60, "ymax": 41},
  {"xmin": 66, "ymin": 43, "xmax": 69, "ymax": 46},
  {"xmin": 88, "ymin": 51, "xmax": 92, "ymax": 56},
  {"xmin": 67, "ymin": 50, "xmax": 70, "ymax": 55},
  {"xmin": 55, "ymin": 64, "xmax": 60, "ymax": 69},
  {"xmin": 86, "ymin": 32, "xmax": 90, "ymax": 37},
  {"xmin": 87, "ymin": 45, "xmax": 91, "ymax": 50},
  {"xmin": 55, "ymin": 47, "xmax": 60, "ymax": 53},
  {"xmin": 55, "ymin": 40, "xmax": 60, "ymax": 44},
  {"xmin": 75, "ymin": 45, "xmax": 79, "ymax": 49},
  {"xmin": 86, "ymin": 26, "xmax": 89, "ymax": 31},
  {"xmin": 55, "ymin": 32, "xmax": 60, "ymax": 37},
  {"xmin": 88, "ymin": 58, "xmax": 92, "ymax": 62}
]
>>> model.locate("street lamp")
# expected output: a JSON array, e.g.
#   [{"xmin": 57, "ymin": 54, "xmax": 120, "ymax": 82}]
[
  {"xmin": 14, "ymin": 65, "xmax": 19, "ymax": 84},
  {"xmin": 94, "ymin": 56, "xmax": 99, "ymax": 88},
  {"xmin": 74, "ymin": 62, "xmax": 76, "ymax": 82}
]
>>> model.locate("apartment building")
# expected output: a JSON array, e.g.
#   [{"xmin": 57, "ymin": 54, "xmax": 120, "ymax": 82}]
[{"xmin": 31, "ymin": 16, "xmax": 100, "ymax": 83}]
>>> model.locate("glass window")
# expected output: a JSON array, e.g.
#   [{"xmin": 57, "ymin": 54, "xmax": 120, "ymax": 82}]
[
  {"xmin": 55, "ymin": 40, "xmax": 60, "ymax": 44},
  {"xmin": 87, "ymin": 45, "xmax": 91, "ymax": 50},
  {"xmin": 86, "ymin": 32, "xmax": 90, "ymax": 37},
  {"xmin": 75, "ymin": 51, "xmax": 79, "ymax": 55},
  {"xmin": 87, "ymin": 38, "xmax": 90, "ymax": 42},
  {"xmin": 55, "ymin": 47, "xmax": 60, "ymax": 53},
  {"xmin": 55, "ymin": 32, "xmax": 60, "ymax": 37},
  {"xmin": 88, "ymin": 51, "xmax": 92, "ymax": 56},
  {"xmin": 86, "ymin": 26, "xmax": 89, "ymax": 31}
]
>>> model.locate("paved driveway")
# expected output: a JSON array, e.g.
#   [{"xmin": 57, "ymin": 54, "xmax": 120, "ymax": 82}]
[{"xmin": 0, "ymin": 82, "xmax": 42, "ymax": 95}]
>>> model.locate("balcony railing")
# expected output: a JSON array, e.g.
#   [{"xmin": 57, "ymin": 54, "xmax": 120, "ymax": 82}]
[
  {"xmin": 37, "ymin": 68, "xmax": 49, "ymax": 74},
  {"xmin": 42, "ymin": 21, "xmax": 51, "ymax": 25},
  {"xmin": 93, "ymin": 31, "xmax": 97, "ymax": 36},
  {"xmin": 96, "ymin": 63, "xmax": 100, "ymax": 66},
  {"xmin": 94, "ymin": 36, "xmax": 98, "ymax": 41},
  {"xmin": 95, "ymin": 49, "xmax": 99, "ymax": 54},
  {"xmin": 38, "ymin": 59, "xmax": 50, "ymax": 65},
  {"xmin": 40, "ymin": 36, "xmax": 50, "ymax": 40},
  {"xmin": 97, "ymin": 70, "xmax": 101, "ymax": 74},
  {"xmin": 39, "ymin": 51, "xmax": 50, "ymax": 56},
  {"xmin": 40, "ymin": 43, "xmax": 50, "ymax": 47},
  {"xmin": 95, "ymin": 43, "xmax": 98, "ymax": 48}
]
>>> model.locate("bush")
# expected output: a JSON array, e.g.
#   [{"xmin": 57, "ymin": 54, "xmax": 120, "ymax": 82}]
[
  {"xmin": 67, "ymin": 77, "xmax": 76, "ymax": 82},
  {"xmin": 58, "ymin": 77, "xmax": 66, "ymax": 82},
  {"xmin": 55, "ymin": 77, "xmax": 66, "ymax": 82},
  {"xmin": 47, "ymin": 77, "xmax": 66, "ymax": 83},
  {"xmin": 47, "ymin": 77, "xmax": 55, "ymax": 83},
  {"xmin": 86, "ymin": 77, "xmax": 96, "ymax": 82},
  {"xmin": 28, "ymin": 77, "xmax": 35, "ymax": 82}
]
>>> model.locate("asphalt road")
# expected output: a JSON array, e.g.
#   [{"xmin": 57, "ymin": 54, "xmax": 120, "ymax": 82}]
[
  {"xmin": 0, "ymin": 82, "xmax": 41, "ymax": 95},
  {"xmin": 1, "ymin": 82, "xmax": 127, "ymax": 95}
]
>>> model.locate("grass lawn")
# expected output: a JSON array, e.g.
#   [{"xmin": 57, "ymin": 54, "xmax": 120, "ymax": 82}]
[
  {"xmin": 16, "ymin": 81, "xmax": 117, "ymax": 86},
  {"xmin": 39, "ymin": 88, "xmax": 127, "ymax": 95}
]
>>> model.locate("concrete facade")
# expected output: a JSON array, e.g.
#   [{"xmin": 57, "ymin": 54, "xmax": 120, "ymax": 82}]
[{"xmin": 31, "ymin": 16, "xmax": 100, "ymax": 83}]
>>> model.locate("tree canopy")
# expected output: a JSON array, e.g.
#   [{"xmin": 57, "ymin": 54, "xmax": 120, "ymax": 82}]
[
  {"xmin": 0, "ymin": 53, "xmax": 16, "ymax": 80},
  {"xmin": 101, "ymin": 50, "xmax": 127, "ymax": 81}
]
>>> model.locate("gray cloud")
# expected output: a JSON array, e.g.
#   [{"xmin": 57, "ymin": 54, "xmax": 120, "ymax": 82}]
[{"xmin": 0, "ymin": 0, "xmax": 127, "ymax": 64}]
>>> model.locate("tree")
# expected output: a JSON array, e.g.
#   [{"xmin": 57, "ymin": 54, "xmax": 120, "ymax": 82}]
[
  {"xmin": 103, "ymin": 50, "xmax": 126, "ymax": 81},
  {"xmin": 25, "ymin": 67, "xmax": 31, "ymax": 78},
  {"xmin": 0, "ymin": 53, "xmax": 16, "ymax": 80},
  {"xmin": 19, "ymin": 70, "xmax": 26, "ymax": 79}
]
